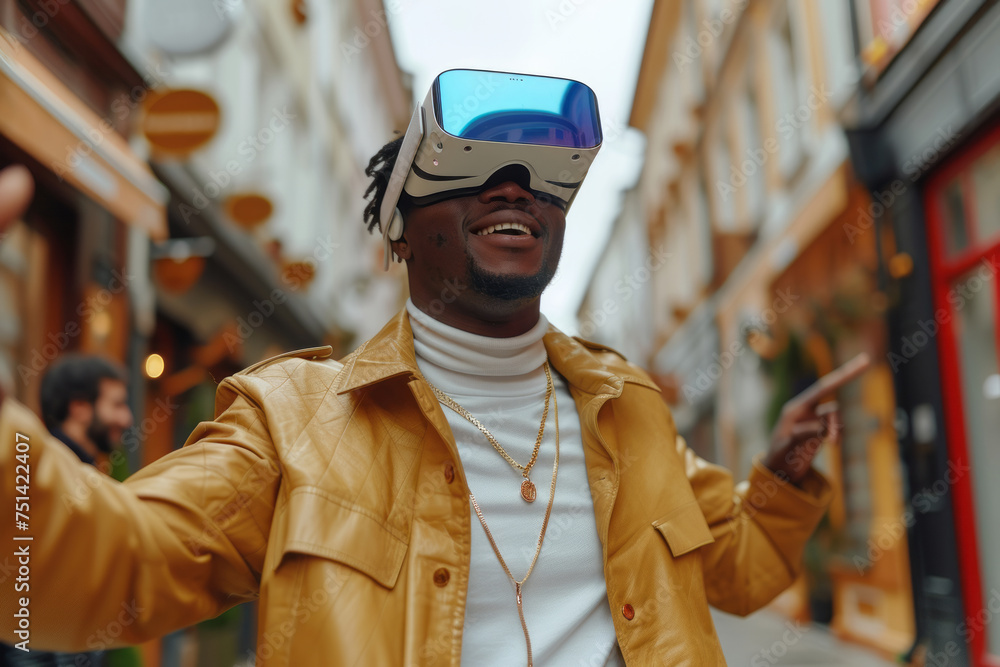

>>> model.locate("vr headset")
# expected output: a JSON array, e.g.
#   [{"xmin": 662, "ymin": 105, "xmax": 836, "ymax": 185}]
[{"xmin": 379, "ymin": 68, "xmax": 603, "ymax": 269}]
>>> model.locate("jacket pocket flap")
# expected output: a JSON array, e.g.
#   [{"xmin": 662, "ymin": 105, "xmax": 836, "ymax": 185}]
[
  {"xmin": 652, "ymin": 501, "xmax": 715, "ymax": 557},
  {"xmin": 277, "ymin": 488, "xmax": 408, "ymax": 588}
]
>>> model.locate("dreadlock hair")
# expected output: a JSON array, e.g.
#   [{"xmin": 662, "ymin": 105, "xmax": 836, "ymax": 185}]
[{"xmin": 362, "ymin": 136, "xmax": 405, "ymax": 235}]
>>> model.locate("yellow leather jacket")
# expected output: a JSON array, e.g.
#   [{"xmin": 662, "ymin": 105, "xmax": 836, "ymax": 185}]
[{"xmin": 0, "ymin": 310, "xmax": 831, "ymax": 666}]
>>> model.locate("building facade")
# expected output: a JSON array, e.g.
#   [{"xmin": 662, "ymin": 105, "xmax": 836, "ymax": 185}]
[
  {"xmin": 583, "ymin": 0, "xmax": 923, "ymax": 658},
  {"xmin": 847, "ymin": 1, "xmax": 1000, "ymax": 665}
]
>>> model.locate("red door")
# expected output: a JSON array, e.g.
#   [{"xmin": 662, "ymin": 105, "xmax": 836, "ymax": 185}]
[{"xmin": 925, "ymin": 123, "xmax": 1000, "ymax": 667}]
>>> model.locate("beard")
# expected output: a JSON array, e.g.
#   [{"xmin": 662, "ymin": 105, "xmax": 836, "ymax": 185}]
[
  {"xmin": 467, "ymin": 254, "xmax": 557, "ymax": 302},
  {"xmin": 86, "ymin": 415, "xmax": 115, "ymax": 454}
]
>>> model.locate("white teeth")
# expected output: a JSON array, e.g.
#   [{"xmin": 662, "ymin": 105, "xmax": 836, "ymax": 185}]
[{"xmin": 475, "ymin": 222, "xmax": 532, "ymax": 236}]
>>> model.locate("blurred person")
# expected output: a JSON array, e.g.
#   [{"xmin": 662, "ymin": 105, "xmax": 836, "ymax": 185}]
[
  {"xmin": 0, "ymin": 73, "xmax": 860, "ymax": 665},
  {"xmin": 38, "ymin": 355, "xmax": 134, "ymax": 469}
]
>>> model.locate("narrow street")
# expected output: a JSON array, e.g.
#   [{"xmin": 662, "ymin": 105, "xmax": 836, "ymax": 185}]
[
  {"xmin": 1, "ymin": 0, "xmax": 995, "ymax": 664},
  {"xmin": 712, "ymin": 610, "xmax": 898, "ymax": 667}
]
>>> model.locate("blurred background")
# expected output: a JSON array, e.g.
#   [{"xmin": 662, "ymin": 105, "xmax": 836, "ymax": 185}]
[{"xmin": 0, "ymin": 0, "xmax": 998, "ymax": 665}]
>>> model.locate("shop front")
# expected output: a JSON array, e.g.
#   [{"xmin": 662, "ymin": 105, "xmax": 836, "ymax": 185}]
[
  {"xmin": 846, "ymin": 1, "xmax": 1000, "ymax": 664},
  {"xmin": 923, "ymin": 125, "xmax": 1000, "ymax": 666},
  {"xmin": 0, "ymin": 25, "xmax": 167, "ymax": 412}
]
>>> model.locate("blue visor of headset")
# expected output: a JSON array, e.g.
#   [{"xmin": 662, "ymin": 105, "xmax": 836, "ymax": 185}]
[{"xmin": 432, "ymin": 69, "xmax": 602, "ymax": 149}]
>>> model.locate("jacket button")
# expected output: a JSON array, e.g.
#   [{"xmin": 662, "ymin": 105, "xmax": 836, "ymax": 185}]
[
  {"xmin": 622, "ymin": 604, "xmax": 635, "ymax": 620},
  {"xmin": 444, "ymin": 463, "xmax": 455, "ymax": 484},
  {"xmin": 433, "ymin": 568, "xmax": 450, "ymax": 587}
]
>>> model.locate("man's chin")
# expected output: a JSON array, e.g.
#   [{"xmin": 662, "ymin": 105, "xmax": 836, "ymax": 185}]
[
  {"xmin": 468, "ymin": 262, "xmax": 554, "ymax": 302},
  {"xmin": 88, "ymin": 425, "xmax": 116, "ymax": 454}
]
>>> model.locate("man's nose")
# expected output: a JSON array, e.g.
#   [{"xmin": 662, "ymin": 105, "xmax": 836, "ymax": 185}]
[{"xmin": 477, "ymin": 179, "xmax": 535, "ymax": 205}]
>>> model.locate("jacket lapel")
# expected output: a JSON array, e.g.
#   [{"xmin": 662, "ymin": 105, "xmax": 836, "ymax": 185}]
[{"xmin": 334, "ymin": 310, "xmax": 419, "ymax": 395}]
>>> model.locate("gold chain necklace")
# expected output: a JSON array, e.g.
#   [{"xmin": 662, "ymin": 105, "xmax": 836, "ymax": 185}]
[
  {"xmin": 426, "ymin": 362, "xmax": 553, "ymax": 502},
  {"xmin": 470, "ymin": 385, "xmax": 559, "ymax": 667}
]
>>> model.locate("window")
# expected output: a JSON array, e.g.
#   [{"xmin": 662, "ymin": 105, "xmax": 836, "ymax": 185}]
[
  {"xmin": 766, "ymin": 4, "xmax": 805, "ymax": 180},
  {"xmin": 696, "ymin": 173, "xmax": 714, "ymax": 288},
  {"xmin": 817, "ymin": 0, "xmax": 858, "ymax": 108},
  {"xmin": 855, "ymin": 0, "xmax": 942, "ymax": 74},
  {"xmin": 710, "ymin": 124, "xmax": 736, "ymax": 231},
  {"xmin": 736, "ymin": 50, "xmax": 765, "ymax": 228},
  {"xmin": 936, "ymin": 141, "xmax": 1000, "ymax": 258}
]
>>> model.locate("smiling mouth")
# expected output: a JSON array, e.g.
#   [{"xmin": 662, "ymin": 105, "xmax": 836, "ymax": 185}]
[{"xmin": 474, "ymin": 222, "xmax": 534, "ymax": 237}]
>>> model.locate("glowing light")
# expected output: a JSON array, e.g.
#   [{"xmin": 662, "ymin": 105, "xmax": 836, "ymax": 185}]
[
  {"xmin": 145, "ymin": 353, "xmax": 165, "ymax": 379},
  {"xmin": 91, "ymin": 311, "xmax": 112, "ymax": 339}
]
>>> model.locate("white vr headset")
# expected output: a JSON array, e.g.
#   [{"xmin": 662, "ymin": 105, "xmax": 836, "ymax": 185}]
[{"xmin": 378, "ymin": 68, "xmax": 603, "ymax": 269}]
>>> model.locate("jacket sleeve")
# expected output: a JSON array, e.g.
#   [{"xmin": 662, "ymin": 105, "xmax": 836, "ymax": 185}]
[
  {"xmin": 0, "ymin": 375, "xmax": 280, "ymax": 652},
  {"xmin": 678, "ymin": 435, "xmax": 833, "ymax": 617}
]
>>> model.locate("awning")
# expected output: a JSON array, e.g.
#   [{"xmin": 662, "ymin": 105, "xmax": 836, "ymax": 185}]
[{"xmin": 0, "ymin": 31, "xmax": 168, "ymax": 240}]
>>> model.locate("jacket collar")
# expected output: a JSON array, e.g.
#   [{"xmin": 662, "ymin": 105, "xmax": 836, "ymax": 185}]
[{"xmin": 334, "ymin": 308, "xmax": 658, "ymax": 396}]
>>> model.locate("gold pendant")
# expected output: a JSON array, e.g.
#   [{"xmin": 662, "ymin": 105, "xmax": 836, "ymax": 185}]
[{"xmin": 520, "ymin": 478, "xmax": 537, "ymax": 503}]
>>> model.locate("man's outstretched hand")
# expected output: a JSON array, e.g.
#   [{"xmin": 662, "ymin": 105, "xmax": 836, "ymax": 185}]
[
  {"xmin": 762, "ymin": 353, "xmax": 871, "ymax": 485},
  {"xmin": 0, "ymin": 165, "xmax": 34, "ymax": 406}
]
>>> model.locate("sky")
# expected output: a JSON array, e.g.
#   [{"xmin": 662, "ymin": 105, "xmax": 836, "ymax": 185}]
[{"xmin": 388, "ymin": 0, "xmax": 655, "ymax": 334}]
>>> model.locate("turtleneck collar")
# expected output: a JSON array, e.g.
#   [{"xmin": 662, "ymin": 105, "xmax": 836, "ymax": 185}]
[{"xmin": 406, "ymin": 298, "xmax": 550, "ymax": 396}]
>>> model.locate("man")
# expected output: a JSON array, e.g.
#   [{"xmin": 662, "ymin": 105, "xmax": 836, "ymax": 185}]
[
  {"xmin": 38, "ymin": 355, "xmax": 135, "ymax": 471},
  {"xmin": 0, "ymin": 71, "xmax": 855, "ymax": 665}
]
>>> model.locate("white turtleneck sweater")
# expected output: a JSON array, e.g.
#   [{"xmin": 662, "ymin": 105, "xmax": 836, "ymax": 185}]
[{"xmin": 406, "ymin": 300, "xmax": 625, "ymax": 667}]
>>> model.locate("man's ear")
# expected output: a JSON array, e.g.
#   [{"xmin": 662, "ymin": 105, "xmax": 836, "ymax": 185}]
[
  {"xmin": 387, "ymin": 205, "xmax": 409, "ymax": 261},
  {"xmin": 390, "ymin": 236, "xmax": 412, "ymax": 261}
]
